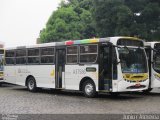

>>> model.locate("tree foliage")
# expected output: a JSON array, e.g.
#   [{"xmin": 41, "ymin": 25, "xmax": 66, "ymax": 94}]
[
  {"xmin": 40, "ymin": 0, "xmax": 96, "ymax": 43},
  {"xmin": 92, "ymin": 0, "xmax": 160, "ymax": 41},
  {"xmin": 92, "ymin": 0, "xmax": 133, "ymax": 37},
  {"xmin": 40, "ymin": 0, "xmax": 160, "ymax": 43}
]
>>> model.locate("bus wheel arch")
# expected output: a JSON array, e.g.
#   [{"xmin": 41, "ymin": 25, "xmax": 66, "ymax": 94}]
[
  {"xmin": 26, "ymin": 75, "xmax": 37, "ymax": 92},
  {"xmin": 79, "ymin": 77, "xmax": 97, "ymax": 98}
]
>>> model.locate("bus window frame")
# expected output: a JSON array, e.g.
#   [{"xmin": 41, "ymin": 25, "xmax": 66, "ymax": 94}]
[
  {"xmin": 5, "ymin": 50, "xmax": 16, "ymax": 65},
  {"xmin": 66, "ymin": 45, "xmax": 78, "ymax": 64},
  {"xmin": 15, "ymin": 49, "xmax": 27, "ymax": 65},
  {"xmin": 27, "ymin": 48, "xmax": 40, "ymax": 65},
  {"xmin": 40, "ymin": 47, "xmax": 55, "ymax": 65},
  {"xmin": 79, "ymin": 44, "xmax": 98, "ymax": 64}
]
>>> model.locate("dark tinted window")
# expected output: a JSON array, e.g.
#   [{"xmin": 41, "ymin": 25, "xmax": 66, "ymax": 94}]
[
  {"xmin": 117, "ymin": 39, "xmax": 144, "ymax": 47},
  {"xmin": 0, "ymin": 50, "xmax": 4, "ymax": 54},
  {"xmin": 28, "ymin": 57, "xmax": 39, "ymax": 64},
  {"xmin": 16, "ymin": 49, "xmax": 26, "ymax": 57},
  {"xmin": 5, "ymin": 50, "xmax": 15, "ymax": 65},
  {"xmin": 40, "ymin": 47, "xmax": 54, "ymax": 64},
  {"xmin": 28, "ymin": 49, "xmax": 39, "ymax": 56},
  {"xmin": 41, "ymin": 56, "xmax": 54, "ymax": 63},
  {"xmin": 67, "ymin": 46, "xmax": 78, "ymax": 64},
  {"xmin": 80, "ymin": 45, "xmax": 98, "ymax": 63},
  {"xmin": 154, "ymin": 43, "xmax": 160, "ymax": 49},
  {"xmin": 67, "ymin": 55, "xmax": 77, "ymax": 63},
  {"xmin": 16, "ymin": 58, "xmax": 26, "ymax": 64},
  {"xmin": 41, "ymin": 47, "xmax": 54, "ymax": 56},
  {"xmin": 80, "ymin": 45, "xmax": 97, "ymax": 53},
  {"xmin": 80, "ymin": 54, "xmax": 97, "ymax": 63},
  {"xmin": 27, "ymin": 48, "xmax": 40, "ymax": 64},
  {"xmin": 67, "ymin": 46, "xmax": 78, "ymax": 54},
  {"xmin": 6, "ymin": 50, "xmax": 15, "ymax": 57},
  {"xmin": 6, "ymin": 58, "xmax": 15, "ymax": 64}
]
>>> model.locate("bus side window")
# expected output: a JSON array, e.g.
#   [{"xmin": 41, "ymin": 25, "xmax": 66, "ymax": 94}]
[
  {"xmin": 80, "ymin": 44, "xmax": 98, "ymax": 63},
  {"xmin": 5, "ymin": 50, "xmax": 15, "ymax": 65},
  {"xmin": 27, "ymin": 48, "xmax": 40, "ymax": 64},
  {"xmin": 66, "ymin": 46, "xmax": 78, "ymax": 64},
  {"xmin": 16, "ymin": 49, "xmax": 27, "ymax": 64},
  {"xmin": 40, "ymin": 47, "xmax": 54, "ymax": 64}
]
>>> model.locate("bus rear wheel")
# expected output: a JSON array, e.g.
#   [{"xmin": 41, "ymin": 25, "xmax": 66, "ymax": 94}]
[
  {"xmin": 27, "ymin": 77, "xmax": 37, "ymax": 92},
  {"xmin": 82, "ymin": 80, "xmax": 97, "ymax": 98}
]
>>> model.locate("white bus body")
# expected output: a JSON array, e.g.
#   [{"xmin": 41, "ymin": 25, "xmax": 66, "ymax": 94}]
[
  {"xmin": 145, "ymin": 42, "xmax": 160, "ymax": 92},
  {"xmin": 4, "ymin": 37, "xmax": 149, "ymax": 97}
]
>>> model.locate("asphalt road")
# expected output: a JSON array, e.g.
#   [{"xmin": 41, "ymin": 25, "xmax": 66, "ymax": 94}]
[{"xmin": 0, "ymin": 83, "xmax": 160, "ymax": 114}]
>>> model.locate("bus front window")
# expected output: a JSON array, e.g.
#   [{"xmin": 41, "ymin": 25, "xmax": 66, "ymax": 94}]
[{"xmin": 118, "ymin": 47, "xmax": 147, "ymax": 73}]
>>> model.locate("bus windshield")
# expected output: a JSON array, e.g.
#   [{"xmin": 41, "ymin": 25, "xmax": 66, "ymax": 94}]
[
  {"xmin": 0, "ymin": 55, "xmax": 4, "ymax": 71},
  {"xmin": 118, "ymin": 47, "xmax": 147, "ymax": 73}
]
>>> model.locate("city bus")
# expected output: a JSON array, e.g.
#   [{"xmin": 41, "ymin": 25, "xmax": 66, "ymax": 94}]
[
  {"xmin": 144, "ymin": 42, "xmax": 160, "ymax": 93},
  {"xmin": 0, "ymin": 48, "xmax": 5, "ymax": 83},
  {"xmin": 4, "ymin": 37, "xmax": 149, "ymax": 97}
]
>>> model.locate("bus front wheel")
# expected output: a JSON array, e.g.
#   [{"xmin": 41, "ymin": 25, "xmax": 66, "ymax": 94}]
[
  {"xmin": 82, "ymin": 80, "xmax": 97, "ymax": 98},
  {"xmin": 27, "ymin": 77, "xmax": 37, "ymax": 92}
]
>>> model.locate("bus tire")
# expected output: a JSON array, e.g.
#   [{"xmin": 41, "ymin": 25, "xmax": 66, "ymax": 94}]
[
  {"xmin": 143, "ymin": 88, "xmax": 152, "ymax": 94},
  {"xmin": 27, "ymin": 77, "xmax": 37, "ymax": 92},
  {"xmin": 82, "ymin": 80, "xmax": 97, "ymax": 98}
]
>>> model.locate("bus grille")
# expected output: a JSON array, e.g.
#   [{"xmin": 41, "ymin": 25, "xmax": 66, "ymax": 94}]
[{"xmin": 123, "ymin": 73, "xmax": 148, "ymax": 83}]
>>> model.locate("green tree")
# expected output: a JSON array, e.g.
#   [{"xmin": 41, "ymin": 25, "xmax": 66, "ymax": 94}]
[
  {"xmin": 40, "ymin": 0, "xmax": 96, "ymax": 43},
  {"xmin": 140, "ymin": 2, "xmax": 160, "ymax": 40},
  {"xmin": 92, "ymin": 0, "xmax": 160, "ymax": 41},
  {"xmin": 40, "ymin": 0, "xmax": 160, "ymax": 43}
]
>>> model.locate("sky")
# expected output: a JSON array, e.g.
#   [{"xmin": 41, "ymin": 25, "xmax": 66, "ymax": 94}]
[{"xmin": 0, "ymin": 0, "xmax": 61, "ymax": 47}]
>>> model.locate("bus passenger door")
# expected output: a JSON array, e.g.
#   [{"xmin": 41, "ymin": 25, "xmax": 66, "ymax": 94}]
[
  {"xmin": 55, "ymin": 48, "xmax": 66, "ymax": 89},
  {"xmin": 99, "ymin": 44, "xmax": 113, "ymax": 91}
]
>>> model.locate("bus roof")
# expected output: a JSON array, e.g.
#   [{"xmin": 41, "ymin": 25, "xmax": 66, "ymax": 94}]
[{"xmin": 5, "ymin": 36, "xmax": 143, "ymax": 50}]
